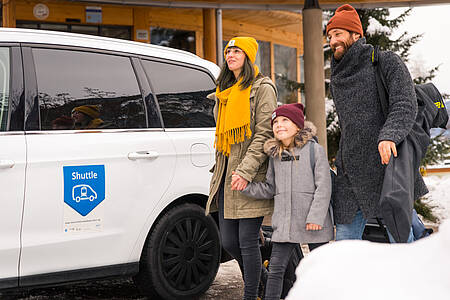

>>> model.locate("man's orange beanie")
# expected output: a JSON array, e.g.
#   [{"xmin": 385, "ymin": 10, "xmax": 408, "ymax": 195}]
[
  {"xmin": 224, "ymin": 37, "xmax": 258, "ymax": 64},
  {"xmin": 326, "ymin": 4, "xmax": 363, "ymax": 37}
]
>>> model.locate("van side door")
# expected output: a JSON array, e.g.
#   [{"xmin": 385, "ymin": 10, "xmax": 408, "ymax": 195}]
[{"xmin": 141, "ymin": 60, "xmax": 216, "ymax": 199}]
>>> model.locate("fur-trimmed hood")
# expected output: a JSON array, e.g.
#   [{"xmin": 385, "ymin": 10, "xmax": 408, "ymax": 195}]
[{"xmin": 264, "ymin": 121, "xmax": 317, "ymax": 156}]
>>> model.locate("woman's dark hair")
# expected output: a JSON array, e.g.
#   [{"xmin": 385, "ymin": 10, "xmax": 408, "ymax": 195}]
[{"xmin": 216, "ymin": 54, "xmax": 255, "ymax": 91}]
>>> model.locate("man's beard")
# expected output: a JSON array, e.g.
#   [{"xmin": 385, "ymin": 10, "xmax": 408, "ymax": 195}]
[{"xmin": 331, "ymin": 37, "xmax": 354, "ymax": 60}]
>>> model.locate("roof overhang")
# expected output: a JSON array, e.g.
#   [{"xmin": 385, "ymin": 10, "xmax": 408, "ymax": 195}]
[{"xmin": 70, "ymin": 0, "xmax": 450, "ymax": 10}]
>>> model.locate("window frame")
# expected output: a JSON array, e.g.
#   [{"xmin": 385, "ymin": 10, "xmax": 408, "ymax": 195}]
[
  {"xmin": 21, "ymin": 43, "xmax": 152, "ymax": 131},
  {"xmin": 0, "ymin": 44, "xmax": 24, "ymax": 132}
]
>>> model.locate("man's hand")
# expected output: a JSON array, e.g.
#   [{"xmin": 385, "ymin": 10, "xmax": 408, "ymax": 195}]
[
  {"xmin": 231, "ymin": 171, "xmax": 248, "ymax": 191},
  {"xmin": 306, "ymin": 223, "xmax": 322, "ymax": 231},
  {"xmin": 378, "ymin": 140, "xmax": 397, "ymax": 165}
]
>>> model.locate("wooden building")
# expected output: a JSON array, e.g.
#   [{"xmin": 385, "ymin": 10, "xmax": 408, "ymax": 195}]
[{"xmin": 1, "ymin": 0, "xmax": 305, "ymax": 105}]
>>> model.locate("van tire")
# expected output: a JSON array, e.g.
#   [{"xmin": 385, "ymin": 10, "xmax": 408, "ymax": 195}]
[{"xmin": 134, "ymin": 203, "xmax": 221, "ymax": 300}]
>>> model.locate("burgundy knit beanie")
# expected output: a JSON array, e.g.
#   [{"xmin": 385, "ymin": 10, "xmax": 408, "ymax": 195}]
[
  {"xmin": 326, "ymin": 4, "xmax": 364, "ymax": 37},
  {"xmin": 271, "ymin": 103, "xmax": 305, "ymax": 129}
]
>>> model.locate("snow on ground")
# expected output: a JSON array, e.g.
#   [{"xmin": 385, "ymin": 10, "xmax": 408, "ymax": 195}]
[{"xmin": 423, "ymin": 174, "xmax": 450, "ymax": 222}]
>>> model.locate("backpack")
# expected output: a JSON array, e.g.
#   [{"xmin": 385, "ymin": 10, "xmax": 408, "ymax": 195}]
[
  {"xmin": 370, "ymin": 46, "xmax": 444, "ymax": 242},
  {"xmin": 372, "ymin": 46, "xmax": 449, "ymax": 129}
]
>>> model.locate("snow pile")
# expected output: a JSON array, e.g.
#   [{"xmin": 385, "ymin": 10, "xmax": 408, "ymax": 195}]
[
  {"xmin": 366, "ymin": 17, "xmax": 391, "ymax": 35},
  {"xmin": 286, "ymin": 220, "xmax": 450, "ymax": 300},
  {"xmin": 423, "ymin": 175, "xmax": 450, "ymax": 221}
]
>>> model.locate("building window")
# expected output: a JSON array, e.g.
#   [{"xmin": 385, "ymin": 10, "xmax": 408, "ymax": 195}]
[
  {"xmin": 255, "ymin": 40, "xmax": 271, "ymax": 77},
  {"xmin": 300, "ymin": 55, "xmax": 305, "ymax": 102},
  {"xmin": 16, "ymin": 21, "xmax": 132, "ymax": 40},
  {"xmin": 150, "ymin": 27, "xmax": 196, "ymax": 54},
  {"xmin": 274, "ymin": 44, "xmax": 298, "ymax": 104}
]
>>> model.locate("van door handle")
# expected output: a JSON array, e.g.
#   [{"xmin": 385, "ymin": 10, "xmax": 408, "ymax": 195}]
[
  {"xmin": 0, "ymin": 160, "xmax": 15, "ymax": 169},
  {"xmin": 128, "ymin": 151, "xmax": 159, "ymax": 161}
]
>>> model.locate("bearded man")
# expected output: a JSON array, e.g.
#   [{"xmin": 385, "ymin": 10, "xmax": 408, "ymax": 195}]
[{"xmin": 327, "ymin": 4, "xmax": 426, "ymax": 241}]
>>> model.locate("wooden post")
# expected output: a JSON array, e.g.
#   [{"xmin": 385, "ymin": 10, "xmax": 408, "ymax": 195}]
[
  {"xmin": 2, "ymin": 0, "xmax": 16, "ymax": 28},
  {"xmin": 203, "ymin": 8, "xmax": 217, "ymax": 64},
  {"xmin": 133, "ymin": 8, "xmax": 149, "ymax": 43},
  {"xmin": 270, "ymin": 42, "xmax": 275, "ymax": 83},
  {"xmin": 302, "ymin": 0, "xmax": 327, "ymax": 151}
]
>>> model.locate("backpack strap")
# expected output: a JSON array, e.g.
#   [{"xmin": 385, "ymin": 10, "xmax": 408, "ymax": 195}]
[
  {"xmin": 372, "ymin": 46, "xmax": 389, "ymax": 120},
  {"xmin": 309, "ymin": 140, "xmax": 315, "ymax": 177}
]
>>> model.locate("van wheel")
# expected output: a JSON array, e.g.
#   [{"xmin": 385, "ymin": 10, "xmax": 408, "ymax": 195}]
[{"xmin": 134, "ymin": 203, "xmax": 221, "ymax": 300}]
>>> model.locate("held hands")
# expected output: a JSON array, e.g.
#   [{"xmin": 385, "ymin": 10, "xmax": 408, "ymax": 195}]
[
  {"xmin": 378, "ymin": 140, "xmax": 397, "ymax": 165},
  {"xmin": 231, "ymin": 171, "xmax": 248, "ymax": 191},
  {"xmin": 306, "ymin": 223, "xmax": 322, "ymax": 231}
]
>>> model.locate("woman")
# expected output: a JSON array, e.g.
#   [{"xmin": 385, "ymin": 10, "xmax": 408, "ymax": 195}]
[{"xmin": 205, "ymin": 37, "xmax": 277, "ymax": 300}]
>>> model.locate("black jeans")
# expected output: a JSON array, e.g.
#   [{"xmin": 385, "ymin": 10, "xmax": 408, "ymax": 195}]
[
  {"xmin": 264, "ymin": 242, "xmax": 326, "ymax": 300},
  {"xmin": 218, "ymin": 183, "xmax": 263, "ymax": 300}
]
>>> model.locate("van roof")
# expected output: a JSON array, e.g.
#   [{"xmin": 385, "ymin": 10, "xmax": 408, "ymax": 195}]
[{"xmin": 0, "ymin": 28, "xmax": 220, "ymax": 77}]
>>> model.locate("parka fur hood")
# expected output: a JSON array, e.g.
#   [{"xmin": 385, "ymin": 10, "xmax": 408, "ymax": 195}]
[{"xmin": 264, "ymin": 121, "xmax": 317, "ymax": 157}]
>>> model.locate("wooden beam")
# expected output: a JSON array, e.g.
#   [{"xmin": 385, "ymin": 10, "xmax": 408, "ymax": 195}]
[
  {"xmin": 203, "ymin": 8, "xmax": 216, "ymax": 64},
  {"xmin": 15, "ymin": 0, "xmax": 133, "ymax": 26},
  {"xmin": 2, "ymin": 0, "xmax": 16, "ymax": 28},
  {"xmin": 79, "ymin": 0, "xmax": 450, "ymax": 10}
]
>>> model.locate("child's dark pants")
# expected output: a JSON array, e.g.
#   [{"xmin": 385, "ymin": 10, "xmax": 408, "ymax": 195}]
[{"xmin": 264, "ymin": 242, "xmax": 326, "ymax": 300}]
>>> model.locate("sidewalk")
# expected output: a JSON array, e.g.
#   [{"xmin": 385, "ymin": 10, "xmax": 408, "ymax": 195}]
[{"xmin": 200, "ymin": 260, "xmax": 244, "ymax": 300}]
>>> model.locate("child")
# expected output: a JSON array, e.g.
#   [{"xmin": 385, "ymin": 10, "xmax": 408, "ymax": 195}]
[{"xmin": 233, "ymin": 103, "xmax": 333, "ymax": 300}]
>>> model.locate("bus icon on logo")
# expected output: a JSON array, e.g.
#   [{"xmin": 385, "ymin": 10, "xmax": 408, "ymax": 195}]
[{"xmin": 72, "ymin": 184, "xmax": 97, "ymax": 203}]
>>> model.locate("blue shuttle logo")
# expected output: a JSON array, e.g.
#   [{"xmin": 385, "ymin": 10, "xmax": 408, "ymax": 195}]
[{"xmin": 64, "ymin": 165, "xmax": 105, "ymax": 216}]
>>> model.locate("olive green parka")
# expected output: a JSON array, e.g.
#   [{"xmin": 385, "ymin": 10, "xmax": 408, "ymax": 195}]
[{"xmin": 205, "ymin": 75, "xmax": 278, "ymax": 219}]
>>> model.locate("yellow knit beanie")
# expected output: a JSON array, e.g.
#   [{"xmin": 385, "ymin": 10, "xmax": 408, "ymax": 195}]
[
  {"xmin": 72, "ymin": 105, "xmax": 100, "ymax": 119},
  {"xmin": 224, "ymin": 37, "xmax": 258, "ymax": 64}
]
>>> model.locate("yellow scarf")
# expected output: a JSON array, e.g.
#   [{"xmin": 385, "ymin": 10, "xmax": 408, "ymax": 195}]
[{"xmin": 215, "ymin": 66, "xmax": 259, "ymax": 156}]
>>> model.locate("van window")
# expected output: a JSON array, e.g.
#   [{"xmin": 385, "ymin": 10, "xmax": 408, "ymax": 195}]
[
  {"xmin": 33, "ymin": 49, "xmax": 146, "ymax": 130},
  {"xmin": 0, "ymin": 48, "xmax": 10, "ymax": 131},
  {"xmin": 142, "ymin": 60, "xmax": 215, "ymax": 128}
]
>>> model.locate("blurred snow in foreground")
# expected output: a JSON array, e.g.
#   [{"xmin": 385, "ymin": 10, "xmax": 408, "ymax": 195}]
[{"xmin": 286, "ymin": 207, "xmax": 450, "ymax": 300}]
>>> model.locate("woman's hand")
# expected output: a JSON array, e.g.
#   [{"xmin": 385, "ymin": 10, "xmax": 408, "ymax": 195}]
[
  {"xmin": 306, "ymin": 223, "xmax": 322, "ymax": 231},
  {"xmin": 231, "ymin": 171, "xmax": 248, "ymax": 191}
]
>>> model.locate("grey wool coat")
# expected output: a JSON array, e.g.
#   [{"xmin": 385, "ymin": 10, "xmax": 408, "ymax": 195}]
[
  {"xmin": 330, "ymin": 38, "xmax": 427, "ymax": 225},
  {"xmin": 242, "ymin": 121, "xmax": 334, "ymax": 244}
]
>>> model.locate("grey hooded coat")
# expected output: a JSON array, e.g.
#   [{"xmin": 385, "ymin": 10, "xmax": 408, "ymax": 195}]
[{"xmin": 242, "ymin": 122, "xmax": 334, "ymax": 244}]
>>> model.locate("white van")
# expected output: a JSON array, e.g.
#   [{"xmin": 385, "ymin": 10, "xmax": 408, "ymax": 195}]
[{"xmin": 0, "ymin": 28, "xmax": 222, "ymax": 300}]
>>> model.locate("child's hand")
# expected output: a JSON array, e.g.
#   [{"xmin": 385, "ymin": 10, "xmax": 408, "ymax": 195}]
[
  {"xmin": 306, "ymin": 223, "xmax": 322, "ymax": 231},
  {"xmin": 231, "ymin": 171, "xmax": 248, "ymax": 191}
]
